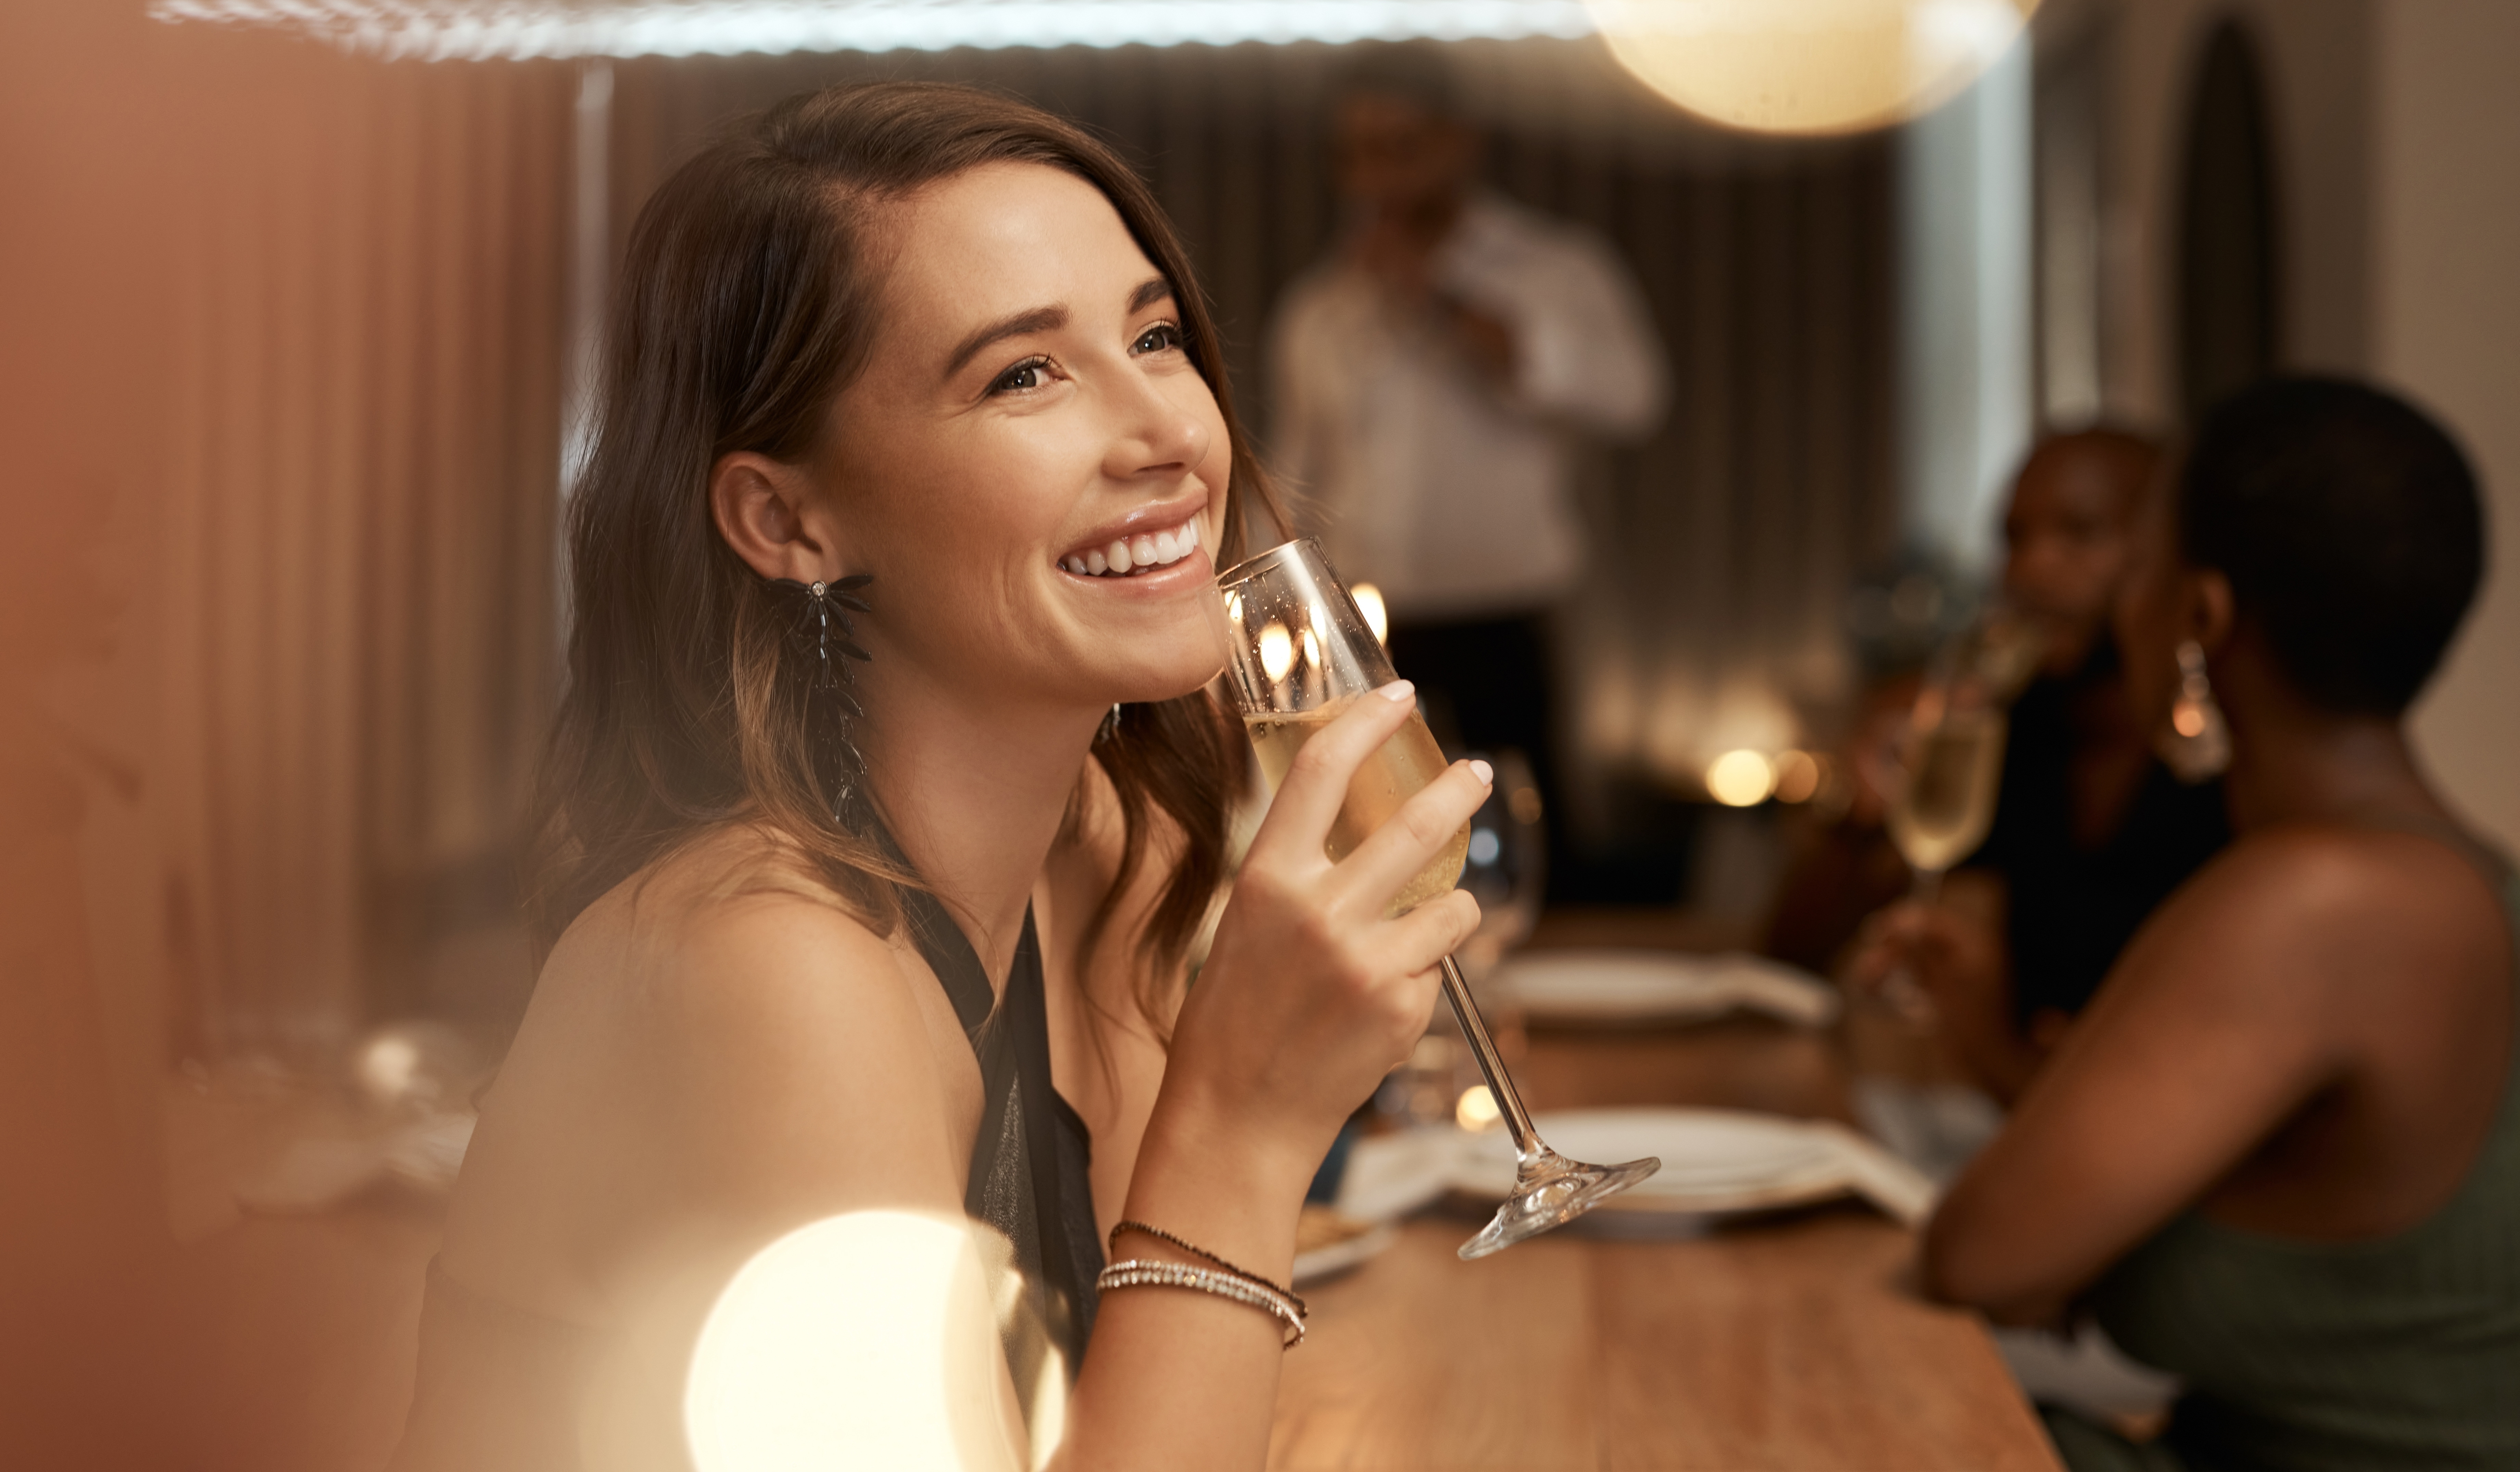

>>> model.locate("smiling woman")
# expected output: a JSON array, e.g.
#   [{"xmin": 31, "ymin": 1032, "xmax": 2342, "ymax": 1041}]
[{"xmin": 396, "ymin": 81, "xmax": 1492, "ymax": 1472}]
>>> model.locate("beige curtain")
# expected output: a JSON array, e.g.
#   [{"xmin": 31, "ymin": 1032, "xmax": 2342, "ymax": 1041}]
[{"xmin": 146, "ymin": 31, "xmax": 572, "ymax": 1060}]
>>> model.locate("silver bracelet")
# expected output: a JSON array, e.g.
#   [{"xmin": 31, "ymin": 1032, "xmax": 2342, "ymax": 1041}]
[{"xmin": 1096, "ymin": 1258, "xmax": 1308, "ymax": 1349}]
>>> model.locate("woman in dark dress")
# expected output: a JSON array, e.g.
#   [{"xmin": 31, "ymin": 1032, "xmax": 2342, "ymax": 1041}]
[
  {"xmin": 394, "ymin": 84, "xmax": 1488, "ymax": 1471},
  {"xmin": 1923, "ymin": 379, "xmax": 2520, "ymax": 1469}
]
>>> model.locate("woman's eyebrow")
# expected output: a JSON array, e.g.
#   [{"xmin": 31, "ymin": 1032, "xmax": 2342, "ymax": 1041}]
[
  {"xmin": 1130, "ymin": 277, "xmax": 1174, "ymax": 313},
  {"xmin": 944, "ymin": 305, "xmax": 1066, "ymax": 379}
]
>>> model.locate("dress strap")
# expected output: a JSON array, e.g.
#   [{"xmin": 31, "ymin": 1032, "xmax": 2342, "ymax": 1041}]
[
  {"xmin": 897, "ymin": 879, "xmax": 997, "ymax": 1037},
  {"xmin": 869, "ymin": 824, "xmax": 1102, "ymax": 1395}
]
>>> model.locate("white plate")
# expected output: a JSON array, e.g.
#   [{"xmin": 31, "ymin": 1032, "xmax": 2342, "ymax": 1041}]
[
  {"xmin": 1488, "ymin": 950, "xmax": 1840, "ymax": 1029},
  {"xmin": 1292, "ymin": 1217, "xmax": 1400, "ymax": 1286},
  {"xmin": 1449, "ymin": 1107, "xmax": 1936, "ymax": 1226},
  {"xmin": 1333, "ymin": 1126, "xmax": 1469, "ymax": 1224}
]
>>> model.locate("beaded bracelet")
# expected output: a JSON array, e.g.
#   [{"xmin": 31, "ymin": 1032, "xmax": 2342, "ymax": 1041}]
[
  {"xmin": 1108, "ymin": 1218, "xmax": 1309, "ymax": 1322},
  {"xmin": 1095, "ymin": 1258, "xmax": 1307, "ymax": 1348}
]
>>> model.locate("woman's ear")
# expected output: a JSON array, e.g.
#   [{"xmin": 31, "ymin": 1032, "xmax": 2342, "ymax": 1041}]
[
  {"xmin": 2190, "ymin": 568, "xmax": 2236, "ymax": 655},
  {"xmin": 710, "ymin": 451, "xmax": 842, "ymax": 584}
]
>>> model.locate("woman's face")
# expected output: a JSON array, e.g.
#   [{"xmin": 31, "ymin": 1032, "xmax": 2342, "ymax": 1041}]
[{"xmin": 818, "ymin": 162, "xmax": 1234, "ymax": 713}]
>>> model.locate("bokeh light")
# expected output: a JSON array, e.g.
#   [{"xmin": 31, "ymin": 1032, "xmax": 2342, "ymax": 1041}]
[
  {"xmin": 1705, "ymin": 749, "xmax": 1778, "ymax": 807},
  {"xmin": 1457, "ymin": 1085, "xmax": 1503, "ymax": 1131},
  {"xmin": 1351, "ymin": 582, "xmax": 1390, "ymax": 644},
  {"xmin": 685, "ymin": 1210, "xmax": 1016, "ymax": 1472},
  {"xmin": 1258, "ymin": 621, "xmax": 1295, "ymax": 682},
  {"xmin": 1772, "ymin": 749, "xmax": 1824, "ymax": 804},
  {"xmin": 1583, "ymin": 0, "xmax": 2039, "ymax": 137}
]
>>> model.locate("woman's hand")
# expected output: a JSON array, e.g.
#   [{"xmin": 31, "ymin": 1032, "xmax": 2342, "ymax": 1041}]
[
  {"xmin": 1160, "ymin": 680, "xmax": 1488, "ymax": 1185},
  {"xmin": 1846, "ymin": 876, "xmax": 2048, "ymax": 1102}
]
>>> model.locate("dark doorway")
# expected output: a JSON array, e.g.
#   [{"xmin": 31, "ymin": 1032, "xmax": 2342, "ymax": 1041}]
[{"xmin": 2176, "ymin": 18, "xmax": 2281, "ymax": 422}]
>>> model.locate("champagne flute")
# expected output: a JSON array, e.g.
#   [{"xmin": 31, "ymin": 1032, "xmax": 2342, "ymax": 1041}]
[
  {"xmin": 1214, "ymin": 540, "xmax": 1658, "ymax": 1259},
  {"xmin": 1878, "ymin": 611, "xmax": 2031, "ymax": 1012}
]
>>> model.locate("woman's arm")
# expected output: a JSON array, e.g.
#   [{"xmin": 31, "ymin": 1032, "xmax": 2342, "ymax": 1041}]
[
  {"xmin": 1918, "ymin": 832, "xmax": 2387, "ymax": 1324},
  {"xmin": 1056, "ymin": 685, "xmax": 1487, "ymax": 1471},
  {"xmin": 1845, "ymin": 870, "xmax": 2052, "ymax": 1103}
]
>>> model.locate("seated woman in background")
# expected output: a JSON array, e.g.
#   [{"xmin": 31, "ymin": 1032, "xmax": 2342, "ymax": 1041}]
[
  {"xmin": 1921, "ymin": 378, "xmax": 2519, "ymax": 1471},
  {"xmin": 394, "ymin": 83, "xmax": 1487, "ymax": 1471}
]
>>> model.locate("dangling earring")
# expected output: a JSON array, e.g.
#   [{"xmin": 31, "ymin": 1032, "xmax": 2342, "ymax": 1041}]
[
  {"xmin": 1096, "ymin": 702, "xmax": 1123, "ymax": 745},
  {"xmin": 773, "ymin": 574, "xmax": 875, "ymax": 825},
  {"xmin": 2159, "ymin": 638, "xmax": 2230, "ymax": 783}
]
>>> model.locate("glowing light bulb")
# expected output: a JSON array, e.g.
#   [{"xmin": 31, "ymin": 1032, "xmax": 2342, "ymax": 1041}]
[
  {"xmin": 1258, "ymin": 622, "xmax": 1295, "ymax": 682},
  {"xmin": 1300, "ymin": 627, "xmax": 1322, "ymax": 673},
  {"xmin": 1352, "ymin": 583, "xmax": 1390, "ymax": 644},
  {"xmin": 1706, "ymin": 749, "xmax": 1777, "ymax": 807},
  {"xmin": 1583, "ymin": 0, "xmax": 2039, "ymax": 137},
  {"xmin": 1456, "ymin": 1085, "xmax": 1503, "ymax": 1131}
]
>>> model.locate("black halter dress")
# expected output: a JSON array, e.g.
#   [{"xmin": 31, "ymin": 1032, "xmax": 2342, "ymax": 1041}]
[{"xmin": 898, "ymin": 880, "xmax": 1103, "ymax": 1394}]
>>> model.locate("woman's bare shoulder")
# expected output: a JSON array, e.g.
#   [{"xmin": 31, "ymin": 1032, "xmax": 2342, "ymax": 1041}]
[
  {"xmin": 445, "ymin": 828, "xmax": 975, "ymax": 1323},
  {"xmin": 2117, "ymin": 819, "xmax": 2504, "ymax": 1015},
  {"xmin": 496, "ymin": 828, "xmax": 968, "ymax": 1210},
  {"xmin": 548, "ymin": 825, "xmax": 888, "ymax": 989}
]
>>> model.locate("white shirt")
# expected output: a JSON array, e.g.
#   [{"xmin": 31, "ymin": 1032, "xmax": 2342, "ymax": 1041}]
[{"xmin": 1268, "ymin": 193, "xmax": 1670, "ymax": 621}]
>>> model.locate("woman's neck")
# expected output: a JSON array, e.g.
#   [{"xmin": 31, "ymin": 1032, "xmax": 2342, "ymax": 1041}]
[
  {"xmin": 859, "ymin": 673, "xmax": 1106, "ymax": 987},
  {"xmin": 2219, "ymin": 653, "xmax": 2443, "ymax": 835}
]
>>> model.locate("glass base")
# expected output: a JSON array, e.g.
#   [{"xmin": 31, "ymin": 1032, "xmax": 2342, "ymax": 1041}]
[{"xmin": 1457, "ymin": 1148, "xmax": 1661, "ymax": 1260}]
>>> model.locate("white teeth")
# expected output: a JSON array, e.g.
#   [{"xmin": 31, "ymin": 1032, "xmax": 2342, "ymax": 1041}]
[{"xmin": 1068, "ymin": 518, "xmax": 1202, "ymax": 578}]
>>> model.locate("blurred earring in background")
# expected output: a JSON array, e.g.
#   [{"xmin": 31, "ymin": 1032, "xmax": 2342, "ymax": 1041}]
[{"xmin": 2159, "ymin": 638, "xmax": 2231, "ymax": 782}]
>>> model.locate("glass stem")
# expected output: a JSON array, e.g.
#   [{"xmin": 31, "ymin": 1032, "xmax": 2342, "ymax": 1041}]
[
  {"xmin": 1881, "ymin": 866, "xmax": 1945, "ymax": 1021},
  {"xmin": 1440, "ymin": 954, "xmax": 1542, "ymax": 1160}
]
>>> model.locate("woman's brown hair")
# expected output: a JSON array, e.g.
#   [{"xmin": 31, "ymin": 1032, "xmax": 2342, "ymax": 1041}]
[{"xmin": 528, "ymin": 82, "xmax": 1284, "ymax": 1021}]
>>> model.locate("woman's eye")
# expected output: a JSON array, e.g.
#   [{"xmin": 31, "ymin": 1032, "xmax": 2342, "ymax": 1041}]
[
  {"xmin": 1132, "ymin": 322, "xmax": 1183, "ymax": 355},
  {"xmin": 991, "ymin": 357, "xmax": 1051, "ymax": 394}
]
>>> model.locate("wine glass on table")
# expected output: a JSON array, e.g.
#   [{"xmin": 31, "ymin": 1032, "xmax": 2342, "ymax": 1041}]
[
  {"xmin": 1213, "ymin": 539, "xmax": 1658, "ymax": 1260},
  {"xmin": 1878, "ymin": 610, "xmax": 2040, "ymax": 1015}
]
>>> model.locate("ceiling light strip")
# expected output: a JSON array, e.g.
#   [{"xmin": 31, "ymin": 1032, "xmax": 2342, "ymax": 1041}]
[{"xmin": 148, "ymin": 1, "xmax": 1600, "ymax": 62}]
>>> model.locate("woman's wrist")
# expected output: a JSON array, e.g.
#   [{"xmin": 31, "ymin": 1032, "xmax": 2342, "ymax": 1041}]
[{"xmin": 1123, "ymin": 1085, "xmax": 1321, "ymax": 1282}]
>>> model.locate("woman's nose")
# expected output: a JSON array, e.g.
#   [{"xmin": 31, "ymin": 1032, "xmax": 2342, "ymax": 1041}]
[{"xmin": 1103, "ymin": 372, "xmax": 1209, "ymax": 483}]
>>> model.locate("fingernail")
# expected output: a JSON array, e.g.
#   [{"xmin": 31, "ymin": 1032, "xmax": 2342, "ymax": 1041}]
[
  {"xmin": 1377, "ymin": 680, "xmax": 1415, "ymax": 702},
  {"xmin": 1468, "ymin": 758, "xmax": 1493, "ymax": 786}
]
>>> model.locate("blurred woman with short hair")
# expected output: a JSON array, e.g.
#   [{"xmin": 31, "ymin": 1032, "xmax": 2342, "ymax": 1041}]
[{"xmin": 1922, "ymin": 378, "xmax": 2520, "ymax": 1470}]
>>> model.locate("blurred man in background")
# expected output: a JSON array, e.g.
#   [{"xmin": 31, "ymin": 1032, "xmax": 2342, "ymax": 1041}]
[{"xmin": 1269, "ymin": 42, "xmax": 1667, "ymax": 877}]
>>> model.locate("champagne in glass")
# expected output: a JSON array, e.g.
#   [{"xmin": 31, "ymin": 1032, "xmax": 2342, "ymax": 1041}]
[
  {"xmin": 1245, "ymin": 700, "xmax": 1472, "ymax": 916},
  {"xmin": 1886, "ymin": 706, "xmax": 2007, "ymax": 878},
  {"xmin": 1215, "ymin": 539, "xmax": 1658, "ymax": 1260},
  {"xmin": 1875, "ymin": 610, "xmax": 2026, "ymax": 1017}
]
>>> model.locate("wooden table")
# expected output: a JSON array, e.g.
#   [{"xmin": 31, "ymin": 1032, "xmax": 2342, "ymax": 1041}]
[{"xmin": 1267, "ymin": 1019, "xmax": 2062, "ymax": 1471}]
